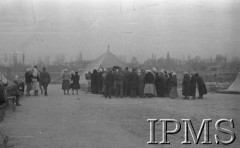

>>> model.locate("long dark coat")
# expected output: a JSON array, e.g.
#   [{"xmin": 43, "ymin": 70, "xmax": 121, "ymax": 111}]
[
  {"xmin": 144, "ymin": 72, "xmax": 155, "ymax": 84},
  {"xmin": 190, "ymin": 75, "xmax": 197, "ymax": 97},
  {"xmin": 91, "ymin": 70, "xmax": 98, "ymax": 94},
  {"xmin": 182, "ymin": 74, "xmax": 191, "ymax": 96},
  {"xmin": 197, "ymin": 76, "xmax": 207, "ymax": 96},
  {"xmin": 158, "ymin": 73, "xmax": 166, "ymax": 97},
  {"xmin": 71, "ymin": 74, "xmax": 80, "ymax": 89},
  {"xmin": 129, "ymin": 71, "xmax": 138, "ymax": 89},
  {"xmin": 138, "ymin": 73, "xmax": 145, "ymax": 97},
  {"xmin": 97, "ymin": 71, "xmax": 103, "ymax": 92}
]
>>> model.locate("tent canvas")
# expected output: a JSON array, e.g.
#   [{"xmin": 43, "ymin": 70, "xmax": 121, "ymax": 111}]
[
  {"xmin": 79, "ymin": 50, "xmax": 127, "ymax": 85},
  {"xmin": 0, "ymin": 72, "xmax": 8, "ymax": 84},
  {"xmin": 217, "ymin": 72, "xmax": 240, "ymax": 94}
]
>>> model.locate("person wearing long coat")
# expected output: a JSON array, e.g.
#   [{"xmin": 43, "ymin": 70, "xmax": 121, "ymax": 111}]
[
  {"xmin": 104, "ymin": 69, "xmax": 114, "ymax": 98},
  {"xmin": 138, "ymin": 70, "xmax": 145, "ymax": 98},
  {"xmin": 97, "ymin": 69, "xmax": 103, "ymax": 94},
  {"xmin": 71, "ymin": 72, "xmax": 80, "ymax": 95},
  {"xmin": 196, "ymin": 74, "xmax": 207, "ymax": 98},
  {"xmin": 158, "ymin": 71, "xmax": 166, "ymax": 97},
  {"xmin": 144, "ymin": 70, "xmax": 157, "ymax": 97},
  {"xmin": 190, "ymin": 74, "xmax": 197, "ymax": 99},
  {"xmin": 62, "ymin": 69, "xmax": 71, "ymax": 95},
  {"xmin": 182, "ymin": 72, "xmax": 191, "ymax": 99},
  {"xmin": 91, "ymin": 69, "xmax": 98, "ymax": 94},
  {"xmin": 129, "ymin": 69, "xmax": 138, "ymax": 98},
  {"xmin": 40, "ymin": 67, "xmax": 51, "ymax": 96},
  {"xmin": 154, "ymin": 72, "xmax": 161, "ymax": 97},
  {"xmin": 166, "ymin": 72, "xmax": 173, "ymax": 97},
  {"xmin": 169, "ymin": 72, "xmax": 178, "ymax": 99}
]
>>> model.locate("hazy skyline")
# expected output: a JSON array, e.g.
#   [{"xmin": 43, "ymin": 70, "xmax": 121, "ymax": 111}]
[{"xmin": 0, "ymin": 0, "xmax": 240, "ymax": 64}]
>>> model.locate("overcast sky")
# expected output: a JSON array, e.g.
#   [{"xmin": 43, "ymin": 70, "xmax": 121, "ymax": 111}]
[{"xmin": 0, "ymin": 0, "xmax": 239, "ymax": 63}]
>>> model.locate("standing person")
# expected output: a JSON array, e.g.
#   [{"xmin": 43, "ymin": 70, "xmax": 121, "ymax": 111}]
[
  {"xmin": 62, "ymin": 69, "xmax": 71, "ymax": 95},
  {"xmin": 166, "ymin": 71, "xmax": 172, "ymax": 97},
  {"xmin": 190, "ymin": 73, "xmax": 197, "ymax": 99},
  {"xmin": 38, "ymin": 69, "xmax": 43, "ymax": 94},
  {"xmin": 102, "ymin": 69, "xmax": 108, "ymax": 95},
  {"xmin": 123, "ymin": 67, "xmax": 130, "ymax": 97},
  {"xmin": 97, "ymin": 69, "xmax": 103, "ymax": 94},
  {"xmin": 114, "ymin": 68, "xmax": 124, "ymax": 98},
  {"xmin": 25, "ymin": 67, "xmax": 33, "ymax": 96},
  {"xmin": 71, "ymin": 71, "xmax": 80, "ymax": 95},
  {"xmin": 91, "ymin": 69, "xmax": 98, "ymax": 94},
  {"xmin": 32, "ymin": 66, "xmax": 40, "ymax": 96},
  {"xmin": 196, "ymin": 73, "xmax": 207, "ymax": 99},
  {"xmin": 144, "ymin": 70, "xmax": 156, "ymax": 97},
  {"xmin": 12, "ymin": 75, "xmax": 21, "ymax": 106},
  {"xmin": 129, "ymin": 68, "xmax": 138, "ymax": 98},
  {"xmin": 158, "ymin": 69, "xmax": 166, "ymax": 97},
  {"xmin": 182, "ymin": 72, "xmax": 191, "ymax": 99},
  {"xmin": 40, "ymin": 67, "xmax": 51, "ymax": 96},
  {"xmin": 169, "ymin": 72, "xmax": 178, "ymax": 99},
  {"xmin": 138, "ymin": 70, "xmax": 145, "ymax": 98},
  {"xmin": 104, "ymin": 68, "xmax": 114, "ymax": 98},
  {"xmin": 85, "ymin": 71, "xmax": 91, "ymax": 93}
]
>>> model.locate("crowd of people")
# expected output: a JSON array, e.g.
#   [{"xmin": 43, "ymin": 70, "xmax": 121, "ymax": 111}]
[
  {"xmin": 24, "ymin": 66, "xmax": 51, "ymax": 96},
  {"xmin": 85, "ymin": 67, "xmax": 207, "ymax": 99}
]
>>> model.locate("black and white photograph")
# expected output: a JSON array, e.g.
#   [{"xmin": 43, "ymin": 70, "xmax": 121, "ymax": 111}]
[{"xmin": 0, "ymin": 0, "xmax": 239, "ymax": 147}]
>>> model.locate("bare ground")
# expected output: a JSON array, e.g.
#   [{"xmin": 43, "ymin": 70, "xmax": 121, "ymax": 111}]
[{"xmin": 0, "ymin": 84, "xmax": 239, "ymax": 148}]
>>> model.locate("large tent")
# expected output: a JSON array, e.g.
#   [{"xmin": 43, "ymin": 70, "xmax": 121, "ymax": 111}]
[
  {"xmin": 0, "ymin": 72, "xmax": 8, "ymax": 84},
  {"xmin": 217, "ymin": 72, "xmax": 240, "ymax": 94},
  {"xmin": 79, "ymin": 50, "xmax": 127, "ymax": 85}
]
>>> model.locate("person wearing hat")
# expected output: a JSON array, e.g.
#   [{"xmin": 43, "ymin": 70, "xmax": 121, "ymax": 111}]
[{"xmin": 182, "ymin": 72, "xmax": 191, "ymax": 99}]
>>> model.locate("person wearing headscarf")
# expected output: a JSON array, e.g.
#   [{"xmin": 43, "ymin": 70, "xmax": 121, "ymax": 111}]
[
  {"xmin": 169, "ymin": 72, "xmax": 178, "ymax": 99},
  {"xmin": 182, "ymin": 72, "xmax": 191, "ymax": 99},
  {"xmin": 32, "ymin": 66, "xmax": 40, "ymax": 96},
  {"xmin": 70, "ymin": 71, "xmax": 80, "ymax": 95},
  {"xmin": 62, "ymin": 69, "xmax": 71, "ymax": 95},
  {"xmin": 196, "ymin": 73, "xmax": 207, "ymax": 99},
  {"xmin": 138, "ymin": 70, "xmax": 145, "ymax": 98},
  {"xmin": 144, "ymin": 70, "xmax": 157, "ymax": 97},
  {"xmin": 25, "ymin": 67, "xmax": 33, "ymax": 96},
  {"xmin": 91, "ymin": 69, "xmax": 98, "ymax": 94},
  {"xmin": 40, "ymin": 67, "xmax": 51, "ymax": 96}
]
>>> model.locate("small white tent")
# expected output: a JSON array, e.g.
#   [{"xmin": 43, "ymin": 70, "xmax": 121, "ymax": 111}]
[
  {"xmin": 79, "ymin": 50, "xmax": 127, "ymax": 85},
  {"xmin": 226, "ymin": 72, "xmax": 240, "ymax": 92},
  {"xmin": 218, "ymin": 72, "xmax": 240, "ymax": 94}
]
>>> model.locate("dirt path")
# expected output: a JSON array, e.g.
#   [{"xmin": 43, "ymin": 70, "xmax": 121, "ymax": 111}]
[{"xmin": 0, "ymin": 84, "xmax": 239, "ymax": 148}]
